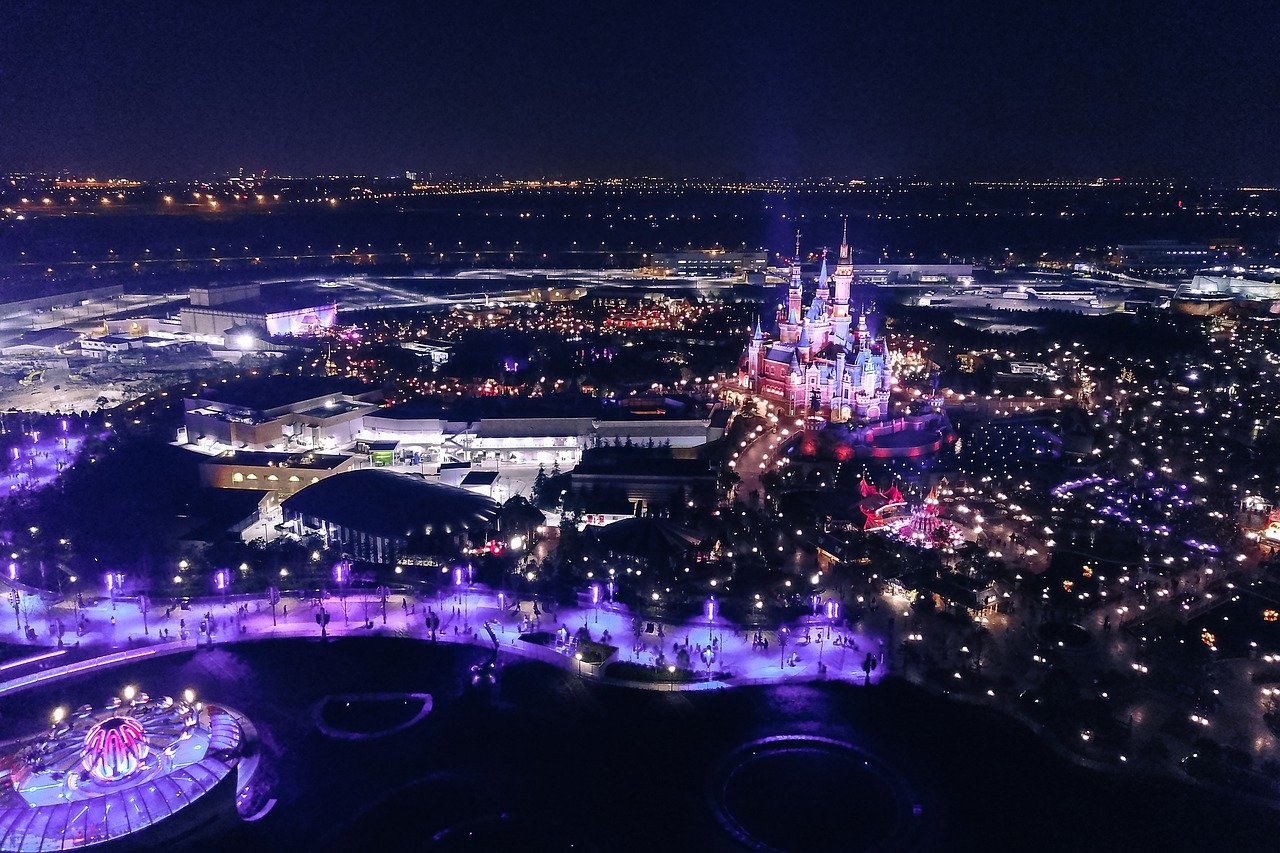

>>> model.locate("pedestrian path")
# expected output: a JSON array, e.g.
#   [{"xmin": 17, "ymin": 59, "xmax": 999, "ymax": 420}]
[{"xmin": 0, "ymin": 586, "xmax": 891, "ymax": 693}]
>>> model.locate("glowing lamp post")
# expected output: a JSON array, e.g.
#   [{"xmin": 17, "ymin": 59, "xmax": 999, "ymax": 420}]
[
  {"xmin": 213, "ymin": 569, "xmax": 230, "ymax": 606},
  {"xmin": 333, "ymin": 560, "xmax": 351, "ymax": 624},
  {"xmin": 106, "ymin": 571, "xmax": 124, "ymax": 603},
  {"xmin": 590, "ymin": 583, "xmax": 601, "ymax": 624},
  {"xmin": 824, "ymin": 599, "xmax": 840, "ymax": 622}
]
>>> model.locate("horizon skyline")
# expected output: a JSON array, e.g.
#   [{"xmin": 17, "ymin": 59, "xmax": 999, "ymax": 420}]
[{"xmin": 7, "ymin": 170, "xmax": 1279, "ymax": 187}]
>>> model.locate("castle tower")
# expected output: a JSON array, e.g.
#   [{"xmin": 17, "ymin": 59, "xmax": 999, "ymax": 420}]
[
  {"xmin": 832, "ymin": 218, "xmax": 853, "ymax": 343},
  {"xmin": 832, "ymin": 349, "xmax": 848, "ymax": 422},
  {"xmin": 747, "ymin": 318, "xmax": 764, "ymax": 384},
  {"xmin": 787, "ymin": 232, "xmax": 803, "ymax": 327},
  {"xmin": 816, "ymin": 248, "xmax": 831, "ymax": 303}
]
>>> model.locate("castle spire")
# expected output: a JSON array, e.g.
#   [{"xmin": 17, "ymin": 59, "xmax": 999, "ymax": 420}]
[
  {"xmin": 787, "ymin": 231, "xmax": 803, "ymax": 325},
  {"xmin": 832, "ymin": 220, "xmax": 854, "ymax": 342}
]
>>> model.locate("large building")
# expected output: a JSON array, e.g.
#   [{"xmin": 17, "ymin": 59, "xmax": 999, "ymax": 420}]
[
  {"xmin": 739, "ymin": 228, "xmax": 893, "ymax": 422},
  {"xmin": 197, "ymin": 449, "xmax": 361, "ymax": 493},
  {"xmin": 180, "ymin": 282, "xmax": 336, "ymax": 338},
  {"xmin": 282, "ymin": 468, "xmax": 499, "ymax": 563},
  {"xmin": 180, "ymin": 376, "xmax": 382, "ymax": 452},
  {"xmin": 650, "ymin": 249, "xmax": 768, "ymax": 278}
]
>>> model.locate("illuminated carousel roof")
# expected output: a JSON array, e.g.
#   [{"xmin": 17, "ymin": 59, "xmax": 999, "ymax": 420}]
[{"xmin": 0, "ymin": 690, "xmax": 245, "ymax": 852}]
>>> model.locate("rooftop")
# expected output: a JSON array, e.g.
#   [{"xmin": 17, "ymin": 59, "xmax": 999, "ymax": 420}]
[
  {"xmin": 196, "ymin": 375, "xmax": 376, "ymax": 413},
  {"xmin": 203, "ymin": 450, "xmax": 352, "ymax": 470},
  {"xmin": 282, "ymin": 469, "xmax": 499, "ymax": 539}
]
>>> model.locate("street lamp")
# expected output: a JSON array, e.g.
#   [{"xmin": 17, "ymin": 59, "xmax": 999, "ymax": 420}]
[
  {"xmin": 333, "ymin": 560, "xmax": 351, "ymax": 624},
  {"xmin": 214, "ymin": 569, "xmax": 230, "ymax": 607}
]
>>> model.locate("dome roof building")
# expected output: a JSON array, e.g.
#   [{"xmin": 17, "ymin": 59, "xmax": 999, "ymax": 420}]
[{"xmin": 282, "ymin": 468, "xmax": 500, "ymax": 563}]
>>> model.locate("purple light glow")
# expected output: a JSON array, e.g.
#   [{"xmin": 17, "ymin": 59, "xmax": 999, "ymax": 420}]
[{"xmin": 81, "ymin": 716, "xmax": 149, "ymax": 783}]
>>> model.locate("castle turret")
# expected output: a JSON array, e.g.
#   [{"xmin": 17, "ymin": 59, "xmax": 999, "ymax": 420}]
[
  {"xmin": 747, "ymin": 318, "xmax": 764, "ymax": 383},
  {"xmin": 816, "ymin": 248, "xmax": 831, "ymax": 303}
]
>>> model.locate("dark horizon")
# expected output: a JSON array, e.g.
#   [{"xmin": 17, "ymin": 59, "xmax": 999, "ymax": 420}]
[{"xmin": 3, "ymin": 1, "xmax": 1278, "ymax": 183}]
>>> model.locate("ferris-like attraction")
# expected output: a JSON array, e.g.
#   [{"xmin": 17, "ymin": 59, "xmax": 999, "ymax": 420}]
[{"xmin": 0, "ymin": 686, "xmax": 249, "ymax": 851}]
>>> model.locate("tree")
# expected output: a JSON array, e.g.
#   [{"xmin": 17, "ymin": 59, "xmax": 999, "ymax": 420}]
[{"xmin": 532, "ymin": 463, "xmax": 548, "ymax": 503}]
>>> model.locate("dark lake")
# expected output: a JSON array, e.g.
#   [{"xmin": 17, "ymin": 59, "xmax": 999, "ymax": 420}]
[{"xmin": 1, "ymin": 637, "xmax": 1275, "ymax": 851}]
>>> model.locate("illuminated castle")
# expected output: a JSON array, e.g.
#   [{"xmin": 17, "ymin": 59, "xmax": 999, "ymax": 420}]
[{"xmin": 740, "ymin": 226, "xmax": 893, "ymax": 422}]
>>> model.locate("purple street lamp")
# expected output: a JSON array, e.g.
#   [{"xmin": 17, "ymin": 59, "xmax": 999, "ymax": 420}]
[
  {"xmin": 333, "ymin": 560, "xmax": 351, "ymax": 624},
  {"xmin": 590, "ymin": 583, "xmax": 601, "ymax": 623},
  {"xmin": 453, "ymin": 565, "xmax": 474, "ymax": 625},
  {"xmin": 106, "ymin": 571, "xmax": 124, "ymax": 602},
  {"xmin": 214, "ymin": 568, "xmax": 231, "ymax": 608}
]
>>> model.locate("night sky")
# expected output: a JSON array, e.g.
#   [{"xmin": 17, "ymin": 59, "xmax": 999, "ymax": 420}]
[{"xmin": 3, "ymin": 1, "xmax": 1278, "ymax": 181}]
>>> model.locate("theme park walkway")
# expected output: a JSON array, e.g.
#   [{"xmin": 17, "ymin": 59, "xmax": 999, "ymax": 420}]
[{"xmin": 0, "ymin": 586, "xmax": 890, "ymax": 697}]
